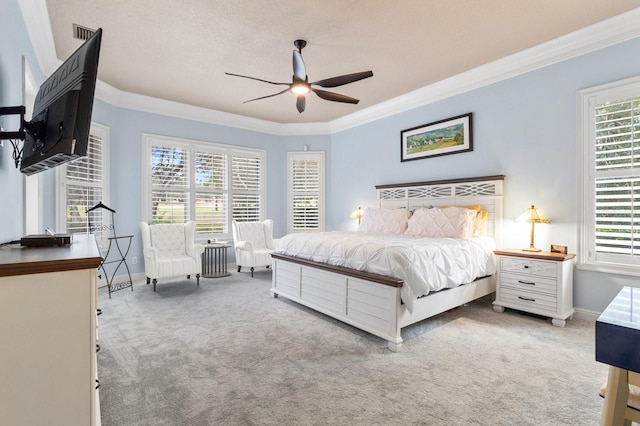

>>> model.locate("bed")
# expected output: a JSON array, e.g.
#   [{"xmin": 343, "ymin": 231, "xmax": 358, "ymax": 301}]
[{"xmin": 270, "ymin": 175, "xmax": 505, "ymax": 351}]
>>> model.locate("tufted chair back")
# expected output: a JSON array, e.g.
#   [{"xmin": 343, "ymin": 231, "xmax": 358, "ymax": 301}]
[{"xmin": 150, "ymin": 224, "xmax": 187, "ymax": 258}]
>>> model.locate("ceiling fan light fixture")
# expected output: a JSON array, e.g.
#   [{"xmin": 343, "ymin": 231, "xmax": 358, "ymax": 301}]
[
  {"xmin": 226, "ymin": 39, "xmax": 373, "ymax": 112},
  {"xmin": 290, "ymin": 82, "xmax": 310, "ymax": 95}
]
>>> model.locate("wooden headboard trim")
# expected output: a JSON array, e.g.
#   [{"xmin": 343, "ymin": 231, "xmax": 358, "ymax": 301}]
[{"xmin": 375, "ymin": 174, "xmax": 505, "ymax": 190}]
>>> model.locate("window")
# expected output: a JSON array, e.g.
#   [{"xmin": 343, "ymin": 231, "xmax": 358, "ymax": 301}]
[
  {"xmin": 578, "ymin": 76, "xmax": 640, "ymax": 275},
  {"xmin": 57, "ymin": 123, "xmax": 110, "ymax": 245},
  {"xmin": 143, "ymin": 134, "xmax": 266, "ymax": 240},
  {"xmin": 287, "ymin": 151, "xmax": 324, "ymax": 233}
]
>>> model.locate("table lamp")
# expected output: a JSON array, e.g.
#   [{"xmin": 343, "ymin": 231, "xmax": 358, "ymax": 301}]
[
  {"xmin": 516, "ymin": 205, "xmax": 550, "ymax": 252},
  {"xmin": 349, "ymin": 207, "xmax": 364, "ymax": 225}
]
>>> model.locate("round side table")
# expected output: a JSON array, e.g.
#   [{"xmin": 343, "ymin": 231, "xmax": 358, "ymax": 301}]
[{"xmin": 202, "ymin": 243, "xmax": 231, "ymax": 278}]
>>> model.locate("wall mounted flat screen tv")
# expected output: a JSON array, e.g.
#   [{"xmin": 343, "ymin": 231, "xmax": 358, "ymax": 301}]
[{"xmin": 19, "ymin": 28, "xmax": 102, "ymax": 175}]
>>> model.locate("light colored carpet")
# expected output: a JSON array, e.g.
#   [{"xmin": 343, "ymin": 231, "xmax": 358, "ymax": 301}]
[{"xmin": 97, "ymin": 269, "xmax": 608, "ymax": 425}]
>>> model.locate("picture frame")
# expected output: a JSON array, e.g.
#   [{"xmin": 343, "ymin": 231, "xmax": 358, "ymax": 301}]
[
  {"xmin": 400, "ymin": 113, "xmax": 473, "ymax": 162},
  {"xmin": 550, "ymin": 244, "xmax": 568, "ymax": 254}
]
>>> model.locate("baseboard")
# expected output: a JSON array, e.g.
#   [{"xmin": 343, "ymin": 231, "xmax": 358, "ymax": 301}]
[{"xmin": 573, "ymin": 307, "xmax": 601, "ymax": 322}]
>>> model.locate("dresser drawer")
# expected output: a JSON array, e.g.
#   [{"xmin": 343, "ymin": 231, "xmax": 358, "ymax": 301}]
[
  {"xmin": 499, "ymin": 272, "xmax": 557, "ymax": 295},
  {"xmin": 499, "ymin": 287, "xmax": 557, "ymax": 312},
  {"xmin": 500, "ymin": 257, "xmax": 556, "ymax": 278}
]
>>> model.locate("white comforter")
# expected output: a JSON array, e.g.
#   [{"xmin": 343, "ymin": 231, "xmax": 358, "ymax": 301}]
[{"xmin": 275, "ymin": 231, "xmax": 496, "ymax": 313}]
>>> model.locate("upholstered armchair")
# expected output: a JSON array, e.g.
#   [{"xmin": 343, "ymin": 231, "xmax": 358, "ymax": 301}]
[
  {"xmin": 139, "ymin": 221, "xmax": 205, "ymax": 291},
  {"xmin": 231, "ymin": 219, "xmax": 278, "ymax": 277}
]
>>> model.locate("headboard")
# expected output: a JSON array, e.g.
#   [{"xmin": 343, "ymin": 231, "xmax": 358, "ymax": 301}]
[{"xmin": 376, "ymin": 175, "xmax": 505, "ymax": 246}]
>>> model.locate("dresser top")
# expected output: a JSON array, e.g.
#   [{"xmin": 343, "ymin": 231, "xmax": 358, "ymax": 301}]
[
  {"xmin": 0, "ymin": 234, "xmax": 102, "ymax": 277},
  {"xmin": 494, "ymin": 248, "xmax": 576, "ymax": 261}
]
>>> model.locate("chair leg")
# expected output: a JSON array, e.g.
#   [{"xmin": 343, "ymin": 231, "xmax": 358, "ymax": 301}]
[
  {"xmin": 196, "ymin": 274, "xmax": 200, "ymax": 286},
  {"xmin": 152, "ymin": 279, "xmax": 157, "ymax": 292},
  {"xmin": 237, "ymin": 266, "xmax": 241, "ymax": 272},
  {"xmin": 250, "ymin": 267, "xmax": 254, "ymax": 278},
  {"xmin": 146, "ymin": 277, "xmax": 150, "ymax": 285}
]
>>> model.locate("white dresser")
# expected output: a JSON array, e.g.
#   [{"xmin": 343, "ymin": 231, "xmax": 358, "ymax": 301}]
[
  {"xmin": 492, "ymin": 249, "xmax": 575, "ymax": 327},
  {"xmin": 0, "ymin": 234, "xmax": 102, "ymax": 425}
]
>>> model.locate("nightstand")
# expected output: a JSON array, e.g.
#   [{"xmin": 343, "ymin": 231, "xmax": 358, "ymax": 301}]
[{"xmin": 492, "ymin": 249, "xmax": 576, "ymax": 327}]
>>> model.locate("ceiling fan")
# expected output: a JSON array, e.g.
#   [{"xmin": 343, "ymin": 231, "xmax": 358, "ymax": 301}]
[{"xmin": 225, "ymin": 39, "xmax": 373, "ymax": 113}]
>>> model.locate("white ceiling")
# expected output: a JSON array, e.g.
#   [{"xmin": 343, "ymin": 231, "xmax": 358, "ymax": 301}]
[{"xmin": 37, "ymin": 1, "xmax": 640, "ymax": 126}]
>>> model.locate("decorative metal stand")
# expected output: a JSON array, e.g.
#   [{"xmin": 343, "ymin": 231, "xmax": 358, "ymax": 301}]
[{"xmin": 88, "ymin": 202, "xmax": 133, "ymax": 298}]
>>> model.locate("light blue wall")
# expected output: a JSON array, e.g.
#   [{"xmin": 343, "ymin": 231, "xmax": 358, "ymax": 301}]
[
  {"xmin": 0, "ymin": 0, "xmax": 44, "ymax": 242},
  {"xmin": 77, "ymin": 107, "xmax": 332, "ymax": 275},
  {"xmin": 4, "ymin": 0, "xmax": 640, "ymax": 312},
  {"xmin": 330, "ymin": 37, "xmax": 640, "ymax": 313},
  {"xmin": 74, "ymin": 102, "xmax": 300, "ymax": 273}
]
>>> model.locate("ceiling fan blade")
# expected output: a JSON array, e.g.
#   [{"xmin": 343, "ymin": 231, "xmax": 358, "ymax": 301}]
[
  {"xmin": 243, "ymin": 88, "xmax": 290, "ymax": 104},
  {"xmin": 225, "ymin": 72, "xmax": 289, "ymax": 86},
  {"xmin": 311, "ymin": 71, "xmax": 373, "ymax": 88},
  {"xmin": 312, "ymin": 88, "xmax": 359, "ymax": 104},
  {"xmin": 296, "ymin": 95, "xmax": 306, "ymax": 113},
  {"xmin": 292, "ymin": 50, "xmax": 307, "ymax": 81}
]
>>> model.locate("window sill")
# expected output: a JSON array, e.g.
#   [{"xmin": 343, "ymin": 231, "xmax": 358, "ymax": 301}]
[{"xmin": 576, "ymin": 261, "xmax": 640, "ymax": 278}]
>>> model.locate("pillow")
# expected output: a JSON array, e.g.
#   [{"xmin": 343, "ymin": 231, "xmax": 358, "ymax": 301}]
[
  {"xmin": 473, "ymin": 210, "xmax": 489, "ymax": 237},
  {"xmin": 404, "ymin": 206, "xmax": 478, "ymax": 238},
  {"xmin": 360, "ymin": 207, "xmax": 411, "ymax": 234},
  {"xmin": 436, "ymin": 204, "xmax": 488, "ymax": 236},
  {"xmin": 437, "ymin": 204, "xmax": 482, "ymax": 211}
]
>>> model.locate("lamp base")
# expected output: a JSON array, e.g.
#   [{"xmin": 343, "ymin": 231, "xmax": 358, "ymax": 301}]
[{"xmin": 523, "ymin": 247, "xmax": 542, "ymax": 252}]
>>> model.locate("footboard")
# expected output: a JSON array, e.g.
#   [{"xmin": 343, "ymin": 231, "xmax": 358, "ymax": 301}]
[{"xmin": 271, "ymin": 254, "xmax": 405, "ymax": 351}]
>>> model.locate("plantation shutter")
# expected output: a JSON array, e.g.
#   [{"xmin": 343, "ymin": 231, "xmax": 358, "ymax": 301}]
[
  {"xmin": 287, "ymin": 152, "xmax": 324, "ymax": 233},
  {"xmin": 231, "ymin": 155, "xmax": 261, "ymax": 222},
  {"xmin": 150, "ymin": 145, "xmax": 189, "ymax": 224},
  {"xmin": 64, "ymin": 130, "xmax": 105, "ymax": 239},
  {"xmin": 195, "ymin": 151, "xmax": 228, "ymax": 234},
  {"xmin": 143, "ymin": 135, "xmax": 266, "ymax": 240},
  {"xmin": 593, "ymin": 95, "xmax": 640, "ymax": 261}
]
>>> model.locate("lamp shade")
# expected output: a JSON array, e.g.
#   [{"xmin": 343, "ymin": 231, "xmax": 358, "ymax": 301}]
[
  {"xmin": 349, "ymin": 207, "xmax": 364, "ymax": 225},
  {"xmin": 516, "ymin": 205, "xmax": 550, "ymax": 224}
]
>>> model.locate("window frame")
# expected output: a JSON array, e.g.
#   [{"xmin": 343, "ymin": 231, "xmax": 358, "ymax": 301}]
[
  {"xmin": 578, "ymin": 74, "xmax": 640, "ymax": 276},
  {"xmin": 142, "ymin": 134, "xmax": 267, "ymax": 242},
  {"xmin": 287, "ymin": 151, "xmax": 325, "ymax": 234},
  {"xmin": 56, "ymin": 122, "xmax": 110, "ymax": 247}
]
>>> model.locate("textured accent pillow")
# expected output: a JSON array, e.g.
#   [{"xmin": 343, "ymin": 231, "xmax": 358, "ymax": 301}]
[
  {"xmin": 404, "ymin": 206, "xmax": 478, "ymax": 238},
  {"xmin": 473, "ymin": 210, "xmax": 489, "ymax": 237},
  {"xmin": 360, "ymin": 207, "xmax": 411, "ymax": 234},
  {"xmin": 437, "ymin": 204, "xmax": 482, "ymax": 211}
]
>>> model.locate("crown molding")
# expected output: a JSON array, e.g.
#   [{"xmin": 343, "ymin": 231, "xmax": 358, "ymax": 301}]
[
  {"xmin": 18, "ymin": 0, "xmax": 59, "ymax": 76},
  {"xmin": 19, "ymin": 3, "xmax": 640, "ymax": 136},
  {"xmin": 329, "ymin": 8, "xmax": 640, "ymax": 133},
  {"xmin": 94, "ymin": 80, "xmax": 333, "ymax": 135}
]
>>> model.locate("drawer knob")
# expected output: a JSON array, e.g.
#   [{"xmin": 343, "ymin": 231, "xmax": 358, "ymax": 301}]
[{"xmin": 523, "ymin": 265, "xmax": 529, "ymax": 269}]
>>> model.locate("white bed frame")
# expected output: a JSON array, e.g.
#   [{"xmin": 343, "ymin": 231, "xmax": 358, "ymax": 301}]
[{"xmin": 270, "ymin": 175, "xmax": 504, "ymax": 351}]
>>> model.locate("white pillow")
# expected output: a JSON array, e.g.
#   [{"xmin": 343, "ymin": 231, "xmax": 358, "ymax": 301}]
[
  {"xmin": 404, "ymin": 206, "xmax": 478, "ymax": 238},
  {"xmin": 360, "ymin": 207, "xmax": 411, "ymax": 234}
]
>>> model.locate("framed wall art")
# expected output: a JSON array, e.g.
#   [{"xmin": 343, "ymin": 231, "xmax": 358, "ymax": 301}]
[{"xmin": 400, "ymin": 112, "xmax": 473, "ymax": 162}]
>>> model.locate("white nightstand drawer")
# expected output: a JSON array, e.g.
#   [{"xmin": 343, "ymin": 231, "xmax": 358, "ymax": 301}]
[
  {"xmin": 500, "ymin": 257, "xmax": 556, "ymax": 278},
  {"xmin": 499, "ymin": 272, "xmax": 557, "ymax": 295},
  {"xmin": 499, "ymin": 287, "xmax": 556, "ymax": 312}
]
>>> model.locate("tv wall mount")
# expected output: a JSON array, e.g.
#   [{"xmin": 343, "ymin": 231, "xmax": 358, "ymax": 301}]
[{"xmin": 0, "ymin": 105, "xmax": 47, "ymax": 169}]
